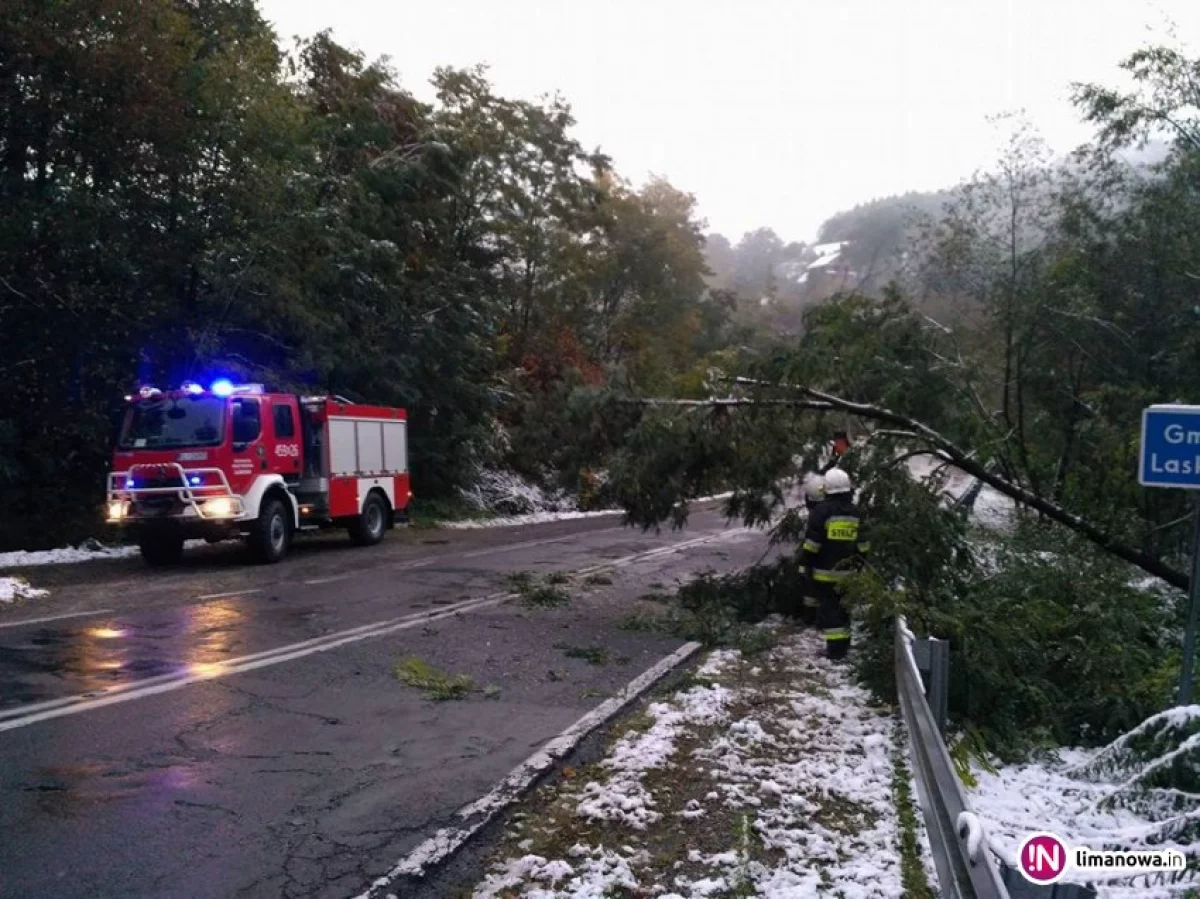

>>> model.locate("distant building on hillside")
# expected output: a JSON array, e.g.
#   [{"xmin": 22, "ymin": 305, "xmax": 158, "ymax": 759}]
[
  {"xmin": 778, "ymin": 241, "xmax": 858, "ymax": 303},
  {"xmin": 803, "ymin": 242, "xmax": 857, "ymax": 299}
]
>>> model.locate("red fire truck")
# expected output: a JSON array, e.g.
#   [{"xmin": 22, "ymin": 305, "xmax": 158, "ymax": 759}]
[{"xmin": 105, "ymin": 379, "xmax": 412, "ymax": 566}]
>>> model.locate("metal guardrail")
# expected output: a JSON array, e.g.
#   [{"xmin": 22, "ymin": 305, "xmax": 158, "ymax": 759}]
[{"xmin": 895, "ymin": 617, "xmax": 1098, "ymax": 899}]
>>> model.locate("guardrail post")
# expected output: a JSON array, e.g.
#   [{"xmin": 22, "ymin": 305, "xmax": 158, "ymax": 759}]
[
  {"xmin": 928, "ymin": 637, "xmax": 950, "ymax": 739},
  {"xmin": 910, "ymin": 636, "xmax": 950, "ymax": 738}
]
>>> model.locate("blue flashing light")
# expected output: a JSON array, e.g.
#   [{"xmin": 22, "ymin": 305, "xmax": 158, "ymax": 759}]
[
  {"xmin": 211, "ymin": 379, "xmax": 235, "ymax": 397},
  {"xmin": 188, "ymin": 476, "xmax": 202, "ymax": 486},
  {"xmin": 125, "ymin": 478, "xmax": 135, "ymax": 489},
  {"xmin": 181, "ymin": 381, "xmax": 204, "ymax": 395}
]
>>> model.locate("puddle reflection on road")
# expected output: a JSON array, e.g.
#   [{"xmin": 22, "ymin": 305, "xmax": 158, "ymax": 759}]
[
  {"xmin": 24, "ymin": 759, "xmax": 206, "ymax": 820},
  {"xmin": 0, "ymin": 599, "xmax": 252, "ymax": 703},
  {"xmin": 0, "ymin": 596, "xmax": 331, "ymax": 711}
]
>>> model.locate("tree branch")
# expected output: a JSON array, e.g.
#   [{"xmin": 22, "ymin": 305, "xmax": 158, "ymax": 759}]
[
  {"xmin": 662, "ymin": 379, "xmax": 1189, "ymax": 589},
  {"xmin": 632, "ymin": 397, "xmax": 835, "ymax": 410}
]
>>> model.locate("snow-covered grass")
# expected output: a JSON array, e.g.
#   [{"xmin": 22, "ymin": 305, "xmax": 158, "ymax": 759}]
[
  {"xmin": 0, "ymin": 576, "xmax": 49, "ymax": 604},
  {"xmin": 971, "ymin": 707, "xmax": 1200, "ymax": 897},
  {"xmin": 457, "ymin": 468, "xmax": 577, "ymax": 519},
  {"xmin": 472, "ymin": 629, "xmax": 933, "ymax": 898}
]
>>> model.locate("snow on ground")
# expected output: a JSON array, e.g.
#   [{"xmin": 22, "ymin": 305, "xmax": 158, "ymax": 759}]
[
  {"xmin": 439, "ymin": 492, "xmax": 737, "ymax": 531},
  {"xmin": 0, "ymin": 540, "xmax": 139, "ymax": 569},
  {"xmin": 458, "ymin": 468, "xmax": 576, "ymax": 519},
  {"xmin": 472, "ymin": 629, "xmax": 925, "ymax": 898},
  {"xmin": 0, "ymin": 539, "xmax": 216, "ymax": 570},
  {"xmin": 0, "ymin": 576, "xmax": 49, "ymax": 604},
  {"xmin": 438, "ymin": 509, "xmax": 619, "ymax": 530},
  {"xmin": 970, "ymin": 736, "xmax": 1200, "ymax": 897},
  {"xmin": 905, "ymin": 453, "xmax": 1015, "ymax": 531},
  {"xmin": 971, "ymin": 485, "xmax": 1016, "ymax": 532}
]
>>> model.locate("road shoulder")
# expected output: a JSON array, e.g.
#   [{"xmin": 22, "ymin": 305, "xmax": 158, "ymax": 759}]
[{"xmin": 407, "ymin": 627, "xmax": 932, "ymax": 899}]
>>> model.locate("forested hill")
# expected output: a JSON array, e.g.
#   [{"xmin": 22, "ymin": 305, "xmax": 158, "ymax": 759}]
[
  {"xmin": 703, "ymin": 139, "xmax": 1172, "ymax": 325},
  {"xmin": 0, "ymin": 1, "xmax": 738, "ymax": 551}
]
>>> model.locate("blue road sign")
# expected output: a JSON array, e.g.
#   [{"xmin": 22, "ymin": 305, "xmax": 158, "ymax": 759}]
[{"xmin": 1140, "ymin": 405, "xmax": 1200, "ymax": 489}]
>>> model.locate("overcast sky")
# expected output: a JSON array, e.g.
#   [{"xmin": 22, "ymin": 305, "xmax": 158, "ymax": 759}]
[{"xmin": 257, "ymin": 0, "xmax": 1198, "ymax": 245}]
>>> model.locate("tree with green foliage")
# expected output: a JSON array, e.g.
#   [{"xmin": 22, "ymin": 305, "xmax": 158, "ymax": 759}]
[
  {"xmin": 0, "ymin": 3, "xmax": 743, "ymax": 550},
  {"xmin": 588, "ymin": 41, "xmax": 1200, "ymax": 762}
]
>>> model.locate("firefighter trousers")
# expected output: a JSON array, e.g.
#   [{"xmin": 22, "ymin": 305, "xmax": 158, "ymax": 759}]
[{"xmin": 811, "ymin": 580, "xmax": 851, "ymax": 660}]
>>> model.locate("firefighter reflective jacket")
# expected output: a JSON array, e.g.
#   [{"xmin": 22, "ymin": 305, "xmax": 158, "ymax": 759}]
[{"xmin": 800, "ymin": 494, "xmax": 870, "ymax": 585}]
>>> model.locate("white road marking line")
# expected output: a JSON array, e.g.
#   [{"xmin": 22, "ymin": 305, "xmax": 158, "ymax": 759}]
[
  {"xmin": 303, "ymin": 575, "xmax": 351, "ymax": 586},
  {"xmin": 460, "ymin": 534, "xmax": 579, "ymax": 559},
  {"xmin": 395, "ymin": 559, "xmax": 432, "ymax": 570},
  {"xmin": 0, "ymin": 529, "xmax": 749, "ymax": 733},
  {"xmin": 0, "ymin": 609, "xmax": 115, "ymax": 630},
  {"xmin": 356, "ymin": 641, "xmax": 704, "ymax": 897},
  {"xmin": 194, "ymin": 589, "xmax": 262, "ymax": 601},
  {"xmin": 0, "ymin": 594, "xmax": 509, "ymax": 732}
]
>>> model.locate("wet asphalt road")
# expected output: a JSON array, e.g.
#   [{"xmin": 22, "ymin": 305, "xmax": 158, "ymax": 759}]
[{"xmin": 0, "ymin": 507, "xmax": 770, "ymax": 899}]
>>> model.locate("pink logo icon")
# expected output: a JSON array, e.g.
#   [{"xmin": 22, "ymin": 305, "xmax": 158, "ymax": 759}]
[{"xmin": 1019, "ymin": 832, "xmax": 1069, "ymax": 884}]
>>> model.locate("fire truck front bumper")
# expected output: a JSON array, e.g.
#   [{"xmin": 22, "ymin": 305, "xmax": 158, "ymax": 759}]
[
  {"xmin": 106, "ymin": 496, "xmax": 246, "ymax": 525},
  {"xmin": 106, "ymin": 466, "xmax": 248, "ymax": 536}
]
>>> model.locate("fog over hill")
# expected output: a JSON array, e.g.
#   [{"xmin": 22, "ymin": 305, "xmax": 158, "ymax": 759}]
[{"xmin": 702, "ymin": 138, "xmax": 1173, "ymax": 326}]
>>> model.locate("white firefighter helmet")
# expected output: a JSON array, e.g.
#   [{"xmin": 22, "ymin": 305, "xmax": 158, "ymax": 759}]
[
  {"xmin": 823, "ymin": 467, "xmax": 853, "ymax": 495},
  {"xmin": 803, "ymin": 475, "xmax": 825, "ymax": 504}
]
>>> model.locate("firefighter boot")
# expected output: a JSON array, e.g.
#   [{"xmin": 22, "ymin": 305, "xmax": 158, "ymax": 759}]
[{"xmin": 824, "ymin": 628, "xmax": 851, "ymax": 661}]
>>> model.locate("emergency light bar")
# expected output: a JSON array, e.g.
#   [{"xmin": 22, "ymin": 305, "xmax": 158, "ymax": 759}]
[
  {"xmin": 209, "ymin": 380, "xmax": 263, "ymax": 397},
  {"xmin": 123, "ymin": 381, "xmax": 265, "ymax": 401}
]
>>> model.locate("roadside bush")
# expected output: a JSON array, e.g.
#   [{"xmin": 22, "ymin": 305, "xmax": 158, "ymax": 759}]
[
  {"xmin": 948, "ymin": 523, "xmax": 1176, "ymax": 757},
  {"xmin": 844, "ymin": 468, "xmax": 1178, "ymax": 761}
]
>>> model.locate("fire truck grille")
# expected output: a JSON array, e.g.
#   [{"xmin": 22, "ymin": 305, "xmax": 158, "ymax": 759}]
[
  {"xmin": 134, "ymin": 497, "xmax": 177, "ymax": 515},
  {"xmin": 128, "ymin": 477, "xmax": 187, "ymax": 516}
]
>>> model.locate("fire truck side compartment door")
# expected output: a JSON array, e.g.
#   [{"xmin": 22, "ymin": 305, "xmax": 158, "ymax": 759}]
[
  {"xmin": 329, "ymin": 418, "xmax": 358, "ymax": 476},
  {"xmin": 356, "ymin": 421, "xmax": 383, "ymax": 474},
  {"xmin": 383, "ymin": 421, "xmax": 407, "ymax": 472}
]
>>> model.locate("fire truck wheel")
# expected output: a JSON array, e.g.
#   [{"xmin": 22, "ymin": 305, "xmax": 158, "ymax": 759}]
[
  {"xmin": 349, "ymin": 492, "xmax": 389, "ymax": 547},
  {"xmin": 249, "ymin": 497, "xmax": 292, "ymax": 564},
  {"xmin": 138, "ymin": 531, "xmax": 184, "ymax": 567}
]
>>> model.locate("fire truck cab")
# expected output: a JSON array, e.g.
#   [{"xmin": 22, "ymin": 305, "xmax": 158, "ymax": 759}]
[{"xmin": 106, "ymin": 380, "xmax": 411, "ymax": 566}]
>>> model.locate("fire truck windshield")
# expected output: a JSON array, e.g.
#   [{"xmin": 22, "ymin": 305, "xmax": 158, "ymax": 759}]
[{"xmin": 118, "ymin": 396, "xmax": 225, "ymax": 449}]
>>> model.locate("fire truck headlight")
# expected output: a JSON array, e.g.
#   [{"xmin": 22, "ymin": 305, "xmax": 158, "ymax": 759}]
[
  {"xmin": 107, "ymin": 501, "xmax": 128, "ymax": 521},
  {"xmin": 202, "ymin": 497, "xmax": 239, "ymax": 518}
]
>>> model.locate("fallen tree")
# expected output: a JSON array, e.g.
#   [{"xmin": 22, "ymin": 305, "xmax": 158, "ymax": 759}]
[{"xmin": 628, "ymin": 378, "xmax": 1188, "ymax": 590}]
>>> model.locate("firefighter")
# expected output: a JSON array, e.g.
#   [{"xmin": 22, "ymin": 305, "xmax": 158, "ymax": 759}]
[
  {"xmin": 799, "ymin": 467, "xmax": 870, "ymax": 660},
  {"xmin": 795, "ymin": 474, "xmax": 825, "ymax": 626}
]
